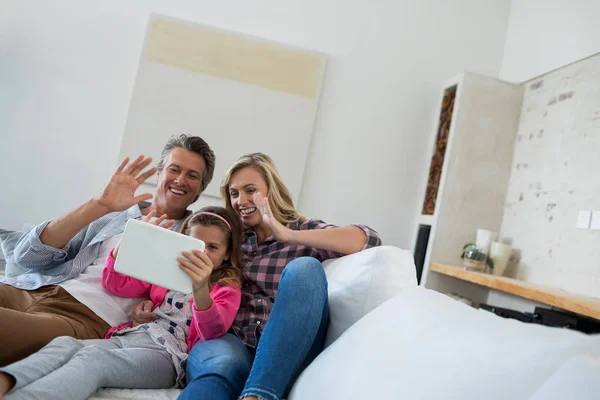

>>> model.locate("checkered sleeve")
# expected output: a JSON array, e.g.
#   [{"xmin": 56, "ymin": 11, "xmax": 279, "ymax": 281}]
[
  {"xmin": 355, "ymin": 224, "xmax": 383, "ymax": 250},
  {"xmin": 299, "ymin": 219, "xmax": 382, "ymax": 261}
]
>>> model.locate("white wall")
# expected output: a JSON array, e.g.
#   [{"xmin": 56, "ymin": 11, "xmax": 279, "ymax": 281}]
[
  {"xmin": 500, "ymin": 54, "xmax": 600, "ymax": 298},
  {"xmin": 487, "ymin": 0, "xmax": 600, "ymax": 310},
  {"xmin": 0, "ymin": 0, "xmax": 510, "ymax": 249},
  {"xmin": 500, "ymin": 0, "xmax": 600, "ymax": 82}
]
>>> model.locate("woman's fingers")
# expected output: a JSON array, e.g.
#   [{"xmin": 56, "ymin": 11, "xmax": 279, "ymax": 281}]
[
  {"xmin": 253, "ymin": 192, "xmax": 268, "ymax": 216},
  {"xmin": 264, "ymin": 198, "xmax": 273, "ymax": 218}
]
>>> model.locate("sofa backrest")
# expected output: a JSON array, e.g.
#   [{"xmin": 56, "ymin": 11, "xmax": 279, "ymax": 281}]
[{"xmin": 322, "ymin": 245, "xmax": 417, "ymax": 346}]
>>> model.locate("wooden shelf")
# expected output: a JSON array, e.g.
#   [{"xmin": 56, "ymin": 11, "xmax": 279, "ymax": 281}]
[{"xmin": 430, "ymin": 263, "xmax": 600, "ymax": 320}]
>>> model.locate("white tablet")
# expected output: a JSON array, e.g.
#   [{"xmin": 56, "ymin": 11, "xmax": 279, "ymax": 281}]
[{"xmin": 114, "ymin": 219, "xmax": 205, "ymax": 294}]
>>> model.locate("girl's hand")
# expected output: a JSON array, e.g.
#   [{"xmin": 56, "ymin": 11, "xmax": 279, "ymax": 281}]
[
  {"xmin": 178, "ymin": 250, "xmax": 214, "ymax": 292},
  {"xmin": 253, "ymin": 192, "xmax": 295, "ymax": 243},
  {"xmin": 112, "ymin": 210, "xmax": 175, "ymax": 258},
  {"xmin": 141, "ymin": 210, "xmax": 176, "ymax": 230},
  {"xmin": 130, "ymin": 299, "xmax": 158, "ymax": 326}
]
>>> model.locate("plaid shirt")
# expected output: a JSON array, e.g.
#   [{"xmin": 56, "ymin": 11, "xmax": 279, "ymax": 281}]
[{"xmin": 231, "ymin": 219, "xmax": 382, "ymax": 348}]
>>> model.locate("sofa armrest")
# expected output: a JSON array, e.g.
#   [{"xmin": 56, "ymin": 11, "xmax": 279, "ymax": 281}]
[{"xmin": 322, "ymin": 246, "xmax": 417, "ymax": 346}]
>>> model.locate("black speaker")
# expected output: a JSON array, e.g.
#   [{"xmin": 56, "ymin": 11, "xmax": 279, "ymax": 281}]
[{"xmin": 413, "ymin": 224, "xmax": 431, "ymax": 285}]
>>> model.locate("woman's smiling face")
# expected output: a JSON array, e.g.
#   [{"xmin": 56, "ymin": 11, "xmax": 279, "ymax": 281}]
[{"xmin": 227, "ymin": 167, "xmax": 268, "ymax": 228}]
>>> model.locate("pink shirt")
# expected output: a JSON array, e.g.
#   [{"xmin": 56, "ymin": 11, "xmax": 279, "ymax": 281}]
[{"xmin": 101, "ymin": 251, "xmax": 241, "ymax": 351}]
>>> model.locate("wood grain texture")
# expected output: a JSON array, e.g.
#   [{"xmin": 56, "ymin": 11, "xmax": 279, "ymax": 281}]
[
  {"xmin": 431, "ymin": 263, "xmax": 600, "ymax": 320},
  {"xmin": 422, "ymin": 89, "xmax": 455, "ymax": 215}
]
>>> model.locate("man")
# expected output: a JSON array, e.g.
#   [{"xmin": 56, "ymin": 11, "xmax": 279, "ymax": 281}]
[{"xmin": 0, "ymin": 134, "xmax": 215, "ymax": 366}]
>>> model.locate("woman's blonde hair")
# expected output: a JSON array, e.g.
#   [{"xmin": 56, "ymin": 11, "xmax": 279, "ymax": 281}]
[
  {"xmin": 220, "ymin": 153, "xmax": 306, "ymax": 225},
  {"xmin": 179, "ymin": 206, "xmax": 243, "ymax": 288}
]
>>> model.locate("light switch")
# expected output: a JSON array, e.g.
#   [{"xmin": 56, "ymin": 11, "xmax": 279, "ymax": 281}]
[
  {"xmin": 577, "ymin": 210, "xmax": 591, "ymax": 229},
  {"xmin": 591, "ymin": 211, "xmax": 600, "ymax": 231}
]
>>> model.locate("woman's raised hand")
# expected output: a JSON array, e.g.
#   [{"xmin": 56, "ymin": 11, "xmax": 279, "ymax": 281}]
[{"xmin": 253, "ymin": 192, "xmax": 294, "ymax": 243}]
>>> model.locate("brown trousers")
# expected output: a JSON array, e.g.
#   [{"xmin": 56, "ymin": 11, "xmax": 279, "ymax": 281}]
[{"xmin": 0, "ymin": 284, "xmax": 110, "ymax": 366}]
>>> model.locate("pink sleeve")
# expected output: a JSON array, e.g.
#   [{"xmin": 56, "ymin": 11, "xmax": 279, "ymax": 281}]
[
  {"xmin": 101, "ymin": 249, "xmax": 152, "ymax": 298},
  {"xmin": 191, "ymin": 283, "xmax": 241, "ymax": 342}
]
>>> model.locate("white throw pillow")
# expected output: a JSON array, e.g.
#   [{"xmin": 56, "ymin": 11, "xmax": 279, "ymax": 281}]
[
  {"xmin": 289, "ymin": 287, "xmax": 600, "ymax": 400},
  {"xmin": 322, "ymin": 246, "xmax": 417, "ymax": 347}
]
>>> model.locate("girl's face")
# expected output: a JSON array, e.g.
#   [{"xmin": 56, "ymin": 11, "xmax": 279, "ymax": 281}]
[{"xmin": 189, "ymin": 224, "xmax": 229, "ymax": 268}]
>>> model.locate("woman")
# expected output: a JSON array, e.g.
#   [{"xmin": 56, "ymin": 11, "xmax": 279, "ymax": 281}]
[{"xmin": 178, "ymin": 153, "xmax": 382, "ymax": 400}]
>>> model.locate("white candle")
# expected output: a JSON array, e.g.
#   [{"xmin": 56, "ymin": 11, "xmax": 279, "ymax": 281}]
[
  {"xmin": 490, "ymin": 242, "xmax": 512, "ymax": 276},
  {"xmin": 475, "ymin": 229, "xmax": 498, "ymax": 256}
]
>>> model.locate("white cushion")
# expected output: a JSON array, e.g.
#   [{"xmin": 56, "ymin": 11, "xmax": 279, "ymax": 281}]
[
  {"xmin": 322, "ymin": 246, "xmax": 417, "ymax": 346},
  {"xmin": 289, "ymin": 287, "xmax": 600, "ymax": 400}
]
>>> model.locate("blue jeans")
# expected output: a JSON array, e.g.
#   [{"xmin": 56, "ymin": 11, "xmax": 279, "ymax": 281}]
[{"xmin": 179, "ymin": 257, "xmax": 329, "ymax": 400}]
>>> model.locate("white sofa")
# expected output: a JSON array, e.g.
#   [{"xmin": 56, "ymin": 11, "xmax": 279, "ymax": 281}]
[
  {"xmin": 3, "ymin": 240, "xmax": 598, "ymax": 399},
  {"xmin": 88, "ymin": 245, "xmax": 416, "ymax": 399},
  {"xmin": 92, "ymin": 246, "xmax": 600, "ymax": 400}
]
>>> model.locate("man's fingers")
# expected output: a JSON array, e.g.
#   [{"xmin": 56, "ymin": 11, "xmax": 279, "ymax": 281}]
[
  {"xmin": 116, "ymin": 157, "xmax": 130, "ymax": 174},
  {"xmin": 130, "ymin": 157, "xmax": 153, "ymax": 177},
  {"xmin": 136, "ymin": 167, "xmax": 158, "ymax": 184},
  {"xmin": 133, "ymin": 193, "xmax": 153, "ymax": 204},
  {"xmin": 123, "ymin": 155, "xmax": 145, "ymax": 175}
]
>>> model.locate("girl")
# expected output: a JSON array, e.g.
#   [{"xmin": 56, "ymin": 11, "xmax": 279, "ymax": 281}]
[
  {"xmin": 180, "ymin": 153, "xmax": 382, "ymax": 400},
  {"xmin": 0, "ymin": 206, "xmax": 243, "ymax": 400}
]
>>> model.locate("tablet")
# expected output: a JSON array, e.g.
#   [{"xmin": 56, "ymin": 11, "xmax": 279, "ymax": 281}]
[{"xmin": 114, "ymin": 219, "xmax": 205, "ymax": 294}]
